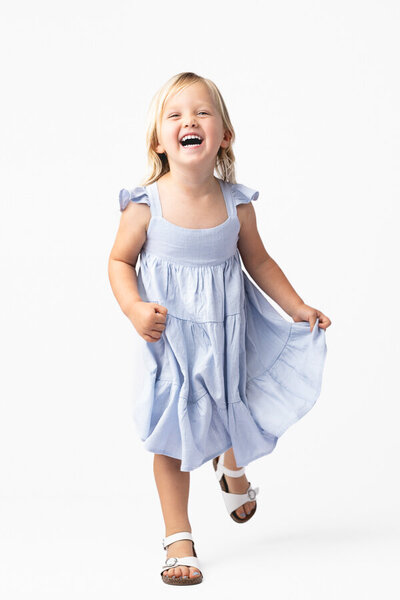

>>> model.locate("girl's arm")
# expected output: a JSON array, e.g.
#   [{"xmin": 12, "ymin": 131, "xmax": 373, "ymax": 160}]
[
  {"xmin": 108, "ymin": 203, "xmax": 168, "ymax": 342},
  {"xmin": 237, "ymin": 203, "xmax": 304, "ymax": 318},
  {"xmin": 108, "ymin": 202, "xmax": 149, "ymax": 320}
]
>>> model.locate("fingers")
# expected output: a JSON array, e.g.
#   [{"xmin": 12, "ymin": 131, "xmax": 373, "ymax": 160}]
[
  {"xmin": 144, "ymin": 322, "xmax": 165, "ymax": 341},
  {"xmin": 143, "ymin": 334, "xmax": 160, "ymax": 342},
  {"xmin": 153, "ymin": 303, "xmax": 168, "ymax": 315},
  {"xmin": 316, "ymin": 313, "xmax": 332, "ymax": 329},
  {"xmin": 137, "ymin": 301, "xmax": 168, "ymax": 342},
  {"xmin": 153, "ymin": 304, "xmax": 168, "ymax": 327}
]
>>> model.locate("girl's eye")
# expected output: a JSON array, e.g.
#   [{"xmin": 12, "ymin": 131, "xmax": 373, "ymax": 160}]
[{"xmin": 168, "ymin": 112, "xmax": 209, "ymax": 118}]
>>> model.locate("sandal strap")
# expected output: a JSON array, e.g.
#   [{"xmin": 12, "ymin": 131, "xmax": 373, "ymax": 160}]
[
  {"xmin": 162, "ymin": 531, "xmax": 193, "ymax": 549},
  {"xmin": 221, "ymin": 483, "xmax": 260, "ymax": 514},
  {"xmin": 215, "ymin": 454, "xmax": 246, "ymax": 480},
  {"xmin": 160, "ymin": 555, "xmax": 201, "ymax": 574}
]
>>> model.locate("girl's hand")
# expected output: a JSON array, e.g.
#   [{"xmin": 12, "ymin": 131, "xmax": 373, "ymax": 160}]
[
  {"xmin": 129, "ymin": 301, "xmax": 168, "ymax": 342},
  {"xmin": 291, "ymin": 303, "xmax": 331, "ymax": 332}
]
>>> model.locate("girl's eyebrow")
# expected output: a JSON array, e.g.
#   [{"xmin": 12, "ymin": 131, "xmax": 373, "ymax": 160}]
[{"xmin": 166, "ymin": 103, "xmax": 213, "ymax": 111}]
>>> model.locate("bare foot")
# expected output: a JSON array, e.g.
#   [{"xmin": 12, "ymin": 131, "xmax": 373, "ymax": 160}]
[{"xmin": 164, "ymin": 538, "xmax": 202, "ymax": 581}]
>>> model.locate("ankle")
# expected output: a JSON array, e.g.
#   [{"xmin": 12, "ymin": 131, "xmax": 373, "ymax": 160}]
[{"xmin": 165, "ymin": 526, "xmax": 192, "ymax": 537}]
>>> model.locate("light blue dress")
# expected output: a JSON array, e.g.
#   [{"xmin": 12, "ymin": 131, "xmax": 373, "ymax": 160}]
[{"xmin": 119, "ymin": 178, "xmax": 327, "ymax": 472}]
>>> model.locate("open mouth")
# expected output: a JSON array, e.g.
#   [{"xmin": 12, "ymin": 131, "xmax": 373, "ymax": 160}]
[{"xmin": 180, "ymin": 135, "xmax": 203, "ymax": 148}]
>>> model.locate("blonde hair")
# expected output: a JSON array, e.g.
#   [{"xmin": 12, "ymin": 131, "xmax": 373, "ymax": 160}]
[{"xmin": 139, "ymin": 72, "xmax": 237, "ymax": 186}]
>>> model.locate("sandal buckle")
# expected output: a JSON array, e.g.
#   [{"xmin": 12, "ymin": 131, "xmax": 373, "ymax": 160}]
[
  {"xmin": 165, "ymin": 557, "xmax": 178, "ymax": 567},
  {"xmin": 248, "ymin": 488, "xmax": 256, "ymax": 500}
]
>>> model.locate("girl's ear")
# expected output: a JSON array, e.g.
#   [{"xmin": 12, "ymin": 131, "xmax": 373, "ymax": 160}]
[
  {"xmin": 155, "ymin": 142, "xmax": 165, "ymax": 154},
  {"xmin": 220, "ymin": 130, "xmax": 232, "ymax": 149}
]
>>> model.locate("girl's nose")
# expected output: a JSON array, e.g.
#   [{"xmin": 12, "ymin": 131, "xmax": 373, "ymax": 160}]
[{"xmin": 184, "ymin": 116, "xmax": 198, "ymax": 127}]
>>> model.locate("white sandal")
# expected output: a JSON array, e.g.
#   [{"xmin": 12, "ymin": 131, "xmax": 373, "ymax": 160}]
[
  {"xmin": 212, "ymin": 454, "xmax": 260, "ymax": 523},
  {"xmin": 160, "ymin": 531, "xmax": 203, "ymax": 585}
]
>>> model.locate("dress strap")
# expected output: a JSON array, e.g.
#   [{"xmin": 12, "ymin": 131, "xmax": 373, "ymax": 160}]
[
  {"xmin": 145, "ymin": 182, "xmax": 162, "ymax": 217},
  {"xmin": 218, "ymin": 179, "xmax": 236, "ymax": 219}
]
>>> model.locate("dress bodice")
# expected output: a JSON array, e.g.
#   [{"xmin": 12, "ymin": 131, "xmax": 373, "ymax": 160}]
[{"xmin": 119, "ymin": 178, "xmax": 259, "ymax": 267}]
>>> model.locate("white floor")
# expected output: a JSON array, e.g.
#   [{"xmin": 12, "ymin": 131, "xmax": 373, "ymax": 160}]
[{"xmin": 1, "ymin": 484, "xmax": 398, "ymax": 599}]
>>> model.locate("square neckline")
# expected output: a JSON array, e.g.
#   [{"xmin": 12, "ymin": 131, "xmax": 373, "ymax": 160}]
[{"xmin": 153, "ymin": 177, "xmax": 232, "ymax": 232}]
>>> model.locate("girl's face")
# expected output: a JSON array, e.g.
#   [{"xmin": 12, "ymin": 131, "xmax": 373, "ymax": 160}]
[{"xmin": 155, "ymin": 82, "xmax": 231, "ymax": 172}]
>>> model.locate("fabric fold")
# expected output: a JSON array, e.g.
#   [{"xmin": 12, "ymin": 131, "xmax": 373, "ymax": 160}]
[
  {"xmin": 119, "ymin": 186, "xmax": 150, "ymax": 211},
  {"xmin": 132, "ymin": 251, "xmax": 327, "ymax": 471},
  {"xmin": 231, "ymin": 182, "xmax": 259, "ymax": 206}
]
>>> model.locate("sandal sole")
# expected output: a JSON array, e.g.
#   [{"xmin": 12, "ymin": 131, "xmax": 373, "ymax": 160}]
[{"xmin": 162, "ymin": 574, "xmax": 203, "ymax": 585}]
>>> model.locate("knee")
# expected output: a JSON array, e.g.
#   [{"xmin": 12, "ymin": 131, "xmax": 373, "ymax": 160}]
[{"xmin": 154, "ymin": 453, "xmax": 182, "ymax": 468}]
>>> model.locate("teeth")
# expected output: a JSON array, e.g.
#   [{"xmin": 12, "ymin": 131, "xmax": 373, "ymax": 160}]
[{"xmin": 180, "ymin": 135, "xmax": 203, "ymax": 142}]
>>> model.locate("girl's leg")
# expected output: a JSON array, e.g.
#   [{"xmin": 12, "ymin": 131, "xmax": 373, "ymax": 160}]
[
  {"xmin": 153, "ymin": 453, "xmax": 202, "ymax": 580},
  {"xmin": 222, "ymin": 447, "xmax": 256, "ymax": 518}
]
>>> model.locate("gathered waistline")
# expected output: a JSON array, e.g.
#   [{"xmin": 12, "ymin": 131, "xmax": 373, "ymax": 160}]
[{"xmin": 139, "ymin": 248, "xmax": 240, "ymax": 268}]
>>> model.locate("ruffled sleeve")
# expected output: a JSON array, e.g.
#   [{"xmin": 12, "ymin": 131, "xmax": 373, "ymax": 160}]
[
  {"xmin": 119, "ymin": 186, "xmax": 150, "ymax": 211},
  {"xmin": 231, "ymin": 183, "xmax": 259, "ymax": 206}
]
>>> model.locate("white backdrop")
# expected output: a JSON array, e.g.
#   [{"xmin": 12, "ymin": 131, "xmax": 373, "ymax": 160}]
[{"xmin": 1, "ymin": 0, "xmax": 399, "ymax": 597}]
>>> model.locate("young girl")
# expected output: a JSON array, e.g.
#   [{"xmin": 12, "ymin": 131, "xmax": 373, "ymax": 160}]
[{"xmin": 108, "ymin": 72, "xmax": 330, "ymax": 586}]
